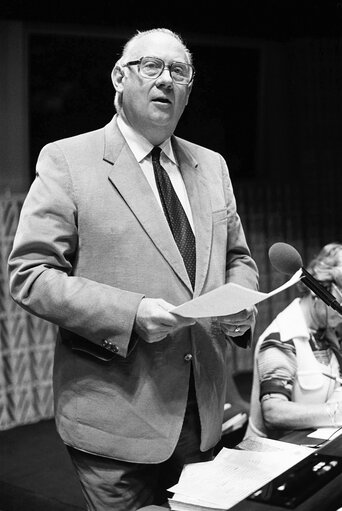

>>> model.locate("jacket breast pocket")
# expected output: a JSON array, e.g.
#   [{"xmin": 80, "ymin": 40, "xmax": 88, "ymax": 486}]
[
  {"xmin": 211, "ymin": 208, "xmax": 228, "ymax": 274},
  {"xmin": 296, "ymin": 370, "xmax": 324, "ymax": 390}
]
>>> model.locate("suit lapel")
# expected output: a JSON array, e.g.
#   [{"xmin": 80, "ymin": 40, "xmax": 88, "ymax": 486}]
[
  {"xmin": 104, "ymin": 118, "xmax": 192, "ymax": 291},
  {"xmin": 172, "ymin": 138, "xmax": 213, "ymax": 297}
]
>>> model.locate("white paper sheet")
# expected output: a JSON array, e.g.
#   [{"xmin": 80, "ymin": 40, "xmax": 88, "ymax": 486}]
[
  {"xmin": 237, "ymin": 435, "xmax": 312, "ymax": 452},
  {"xmin": 307, "ymin": 427, "xmax": 342, "ymax": 440},
  {"xmin": 168, "ymin": 445, "xmax": 311, "ymax": 510},
  {"xmin": 172, "ymin": 269, "xmax": 302, "ymax": 318}
]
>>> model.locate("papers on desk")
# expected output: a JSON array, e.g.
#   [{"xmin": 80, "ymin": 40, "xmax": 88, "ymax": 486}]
[
  {"xmin": 172, "ymin": 270, "xmax": 302, "ymax": 318},
  {"xmin": 307, "ymin": 427, "xmax": 342, "ymax": 440},
  {"xmin": 168, "ymin": 441, "xmax": 312, "ymax": 511},
  {"xmin": 237, "ymin": 435, "xmax": 312, "ymax": 453}
]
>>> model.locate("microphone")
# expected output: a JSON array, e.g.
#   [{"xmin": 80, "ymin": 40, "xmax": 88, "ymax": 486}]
[{"xmin": 268, "ymin": 242, "xmax": 342, "ymax": 315}]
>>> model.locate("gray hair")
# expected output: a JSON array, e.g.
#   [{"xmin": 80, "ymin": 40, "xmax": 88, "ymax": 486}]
[{"xmin": 113, "ymin": 28, "xmax": 193, "ymax": 113}]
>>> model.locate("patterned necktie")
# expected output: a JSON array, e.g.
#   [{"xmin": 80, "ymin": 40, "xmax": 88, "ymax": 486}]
[{"xmin": 151, "ymin": 146, "xmax": 196, "ymax": 289}]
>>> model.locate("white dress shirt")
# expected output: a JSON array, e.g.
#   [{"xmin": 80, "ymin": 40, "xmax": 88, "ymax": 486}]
[{"xmin": 117, "ymin": 115, "xmax": 194, "ymax": 231}]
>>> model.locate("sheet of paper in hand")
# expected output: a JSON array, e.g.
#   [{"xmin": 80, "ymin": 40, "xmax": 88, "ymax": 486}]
[{"xmin": 172, "ymin": 270, "xmax": 301, "ymax": 318}]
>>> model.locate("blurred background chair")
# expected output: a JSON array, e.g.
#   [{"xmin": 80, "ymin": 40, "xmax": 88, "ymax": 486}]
[{"xmin": 215, "ymin": 347, "xmax": 254, "ymax": 452}]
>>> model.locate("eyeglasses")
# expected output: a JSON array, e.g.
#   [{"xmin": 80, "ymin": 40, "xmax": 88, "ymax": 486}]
[{"xmin": 123, "ymin": 56, "xmax": 195, "ymax": 85}]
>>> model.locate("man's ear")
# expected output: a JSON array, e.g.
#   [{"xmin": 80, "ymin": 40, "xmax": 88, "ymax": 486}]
[
  {"xmin": 185, "ymin": 83, "xmax": 193, "ymax": 106},
  {"xmin": 111, "ymin": 65, "xmax": 125, "ymax": 93}
]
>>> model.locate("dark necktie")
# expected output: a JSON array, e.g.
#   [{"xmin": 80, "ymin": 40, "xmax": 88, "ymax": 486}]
[{"xmin": 151, "ymin": 146, "xmax": 196, "ymax": 289}]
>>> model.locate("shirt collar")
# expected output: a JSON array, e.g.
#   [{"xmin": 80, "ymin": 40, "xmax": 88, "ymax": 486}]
[
  {"xmin": 117, "ymin": 115, "xmax": 178, "ymax": 165},
  {"xmin": 276, "ymin": 298, "xmax": 310, "ymax": 341}
]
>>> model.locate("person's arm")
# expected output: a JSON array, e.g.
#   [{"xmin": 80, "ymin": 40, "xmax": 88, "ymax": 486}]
[
  {"xmin": 8, "ymin": 142, "xmax": 144, "ymax": 357},
  {"xmin": 262, "ymin": 393, "xmax": 342, "ymax": 430},
  {"xmin": 258, "ymin": 336, "xmax": 342, "ymax": 431},
  {"xmin": 216, "ymin": 155, "xmax": 259, "ymax": 347}
]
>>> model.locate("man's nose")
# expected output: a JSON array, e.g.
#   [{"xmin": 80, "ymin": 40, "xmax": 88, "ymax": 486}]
[{"xmin": 156, "ymin": 67, "xmax": 173, "ymax": 86}]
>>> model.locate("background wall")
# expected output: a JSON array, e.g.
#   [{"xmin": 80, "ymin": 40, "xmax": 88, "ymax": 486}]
[{"xmin": 1, "ymin": 1, "xmax": 342, "ymax": 428}]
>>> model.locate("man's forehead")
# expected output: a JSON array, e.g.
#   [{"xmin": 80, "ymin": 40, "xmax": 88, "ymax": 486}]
[{"xmin": 128, "ymin": 33, "xmax": 186, "ymax": 59}]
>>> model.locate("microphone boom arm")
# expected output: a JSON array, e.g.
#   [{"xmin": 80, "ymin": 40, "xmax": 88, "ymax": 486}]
[{"xmin": 301, "ymin": 267, "xmax": 342, "ymax": 315}]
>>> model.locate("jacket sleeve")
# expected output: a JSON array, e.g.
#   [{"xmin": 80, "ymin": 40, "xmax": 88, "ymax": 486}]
[
  {"xmin": 221, "ymin": 154, "xmax": 259, "ymax": 347},
  {"xmin": 7, "ymin": 142, "xmax": 144, "ymax": 358}
]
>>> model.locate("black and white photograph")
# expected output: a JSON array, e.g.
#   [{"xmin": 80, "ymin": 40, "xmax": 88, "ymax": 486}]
[{"xmin": 1, "ymin": 1, "xmax": 342, "ymax": 510}]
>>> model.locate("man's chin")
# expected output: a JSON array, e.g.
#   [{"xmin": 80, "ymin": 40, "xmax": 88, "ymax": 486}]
[
  {"xmin": 149, "ymin": 110, "xmax": 180, "ymax": 129},
  {"xmin": 149, "ymin": 110, "xmax": 172, "ymax": 123}
]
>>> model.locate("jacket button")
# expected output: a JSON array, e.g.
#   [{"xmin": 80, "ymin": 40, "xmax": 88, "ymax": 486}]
[{"xmin": 184, "ymin": 353, "xmax": 192, "ymax": 362}]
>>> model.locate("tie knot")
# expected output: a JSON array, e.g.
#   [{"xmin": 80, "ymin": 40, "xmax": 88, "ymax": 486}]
[{"xmin": 151, "ymin": 146, "xmax": 162, "ymax": 162}]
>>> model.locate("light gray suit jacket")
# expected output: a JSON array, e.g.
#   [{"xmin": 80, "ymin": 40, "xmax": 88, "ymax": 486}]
[{"xmin": 8, "ymin": 115, "xmax": 258, "ymax": 463}]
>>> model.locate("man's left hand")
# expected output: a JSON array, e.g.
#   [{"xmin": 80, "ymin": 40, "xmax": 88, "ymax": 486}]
[{"xmin": 216, "ymin": 306, "xmax": 257, "ymax": 337}]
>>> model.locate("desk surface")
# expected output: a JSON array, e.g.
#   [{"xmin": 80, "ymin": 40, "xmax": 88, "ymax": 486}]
[{"xmin": 142, "ymin": 431, "xmax": 342, "ymax": 511}]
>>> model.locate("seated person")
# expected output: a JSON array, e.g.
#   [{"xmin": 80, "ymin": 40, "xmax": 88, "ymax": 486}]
[{"xmin": 245, "ymin": 242, "xmax": 342, "ymax": 439}]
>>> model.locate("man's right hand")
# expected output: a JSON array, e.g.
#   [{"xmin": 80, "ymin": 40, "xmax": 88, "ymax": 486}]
[{"xmin": 134, "ymin": 298, "xmax": 195, "ymax": 343}]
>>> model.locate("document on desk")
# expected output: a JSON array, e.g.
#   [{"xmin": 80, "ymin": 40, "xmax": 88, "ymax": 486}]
[
  {"xmin": 237, "ymin": 435, "xmax": 313, "ymax": 453},
  {"xmin": 172, "ymin": 270, "xmax": 302, "ymax": 318},
  {"xmin": 307, "ymin": 427, "xmax": 342, "ymax": 440},
  {"xmin": 168, "ymin": 445, "xmax": 311, "ymax": 511}
]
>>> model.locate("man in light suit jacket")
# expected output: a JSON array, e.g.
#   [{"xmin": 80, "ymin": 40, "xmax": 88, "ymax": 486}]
[{"xmin": 8, "ymin": 28, "xmax": 259, "ymax": 510}]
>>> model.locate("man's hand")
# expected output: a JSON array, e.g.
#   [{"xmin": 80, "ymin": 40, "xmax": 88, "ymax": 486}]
[
  {"xmin": 216, "ymin": 306, "xmax": 257, "ymax": 337},
  {"xmin": 134, "ymin": 298, "xmax": 196, "ymax": 343}
]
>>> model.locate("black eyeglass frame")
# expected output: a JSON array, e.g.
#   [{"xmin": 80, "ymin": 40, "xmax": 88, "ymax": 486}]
[{"xmin": 122, "ymin": 56, "xmax": 195, "ymax": 85}]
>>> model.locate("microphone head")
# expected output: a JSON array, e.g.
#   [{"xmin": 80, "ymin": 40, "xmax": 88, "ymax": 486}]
[{"xmin": 268, "ymin": 242, "xmax": 303, "ymax": 275}]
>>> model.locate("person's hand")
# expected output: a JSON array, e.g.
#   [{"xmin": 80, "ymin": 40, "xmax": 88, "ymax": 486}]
[
  {"xmin": 215, "ymin": 306, "xmax": 256, "ymax": 337},
  {"xmin": 134, "ymin": 298, "xmax": 196, "ymax": 343}
]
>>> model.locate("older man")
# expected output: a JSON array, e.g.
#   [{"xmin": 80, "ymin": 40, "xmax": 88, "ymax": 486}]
[{"xmin": 8, "ymin": 28, "xmax": 258, "ymax": 510}]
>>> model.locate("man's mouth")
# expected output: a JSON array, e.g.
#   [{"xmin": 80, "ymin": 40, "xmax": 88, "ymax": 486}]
[{"xmin": 152, "ymin": 97, "xmax": 171, "ymax": 104}]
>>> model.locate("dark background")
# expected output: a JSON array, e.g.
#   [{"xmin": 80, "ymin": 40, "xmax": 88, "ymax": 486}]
[
  {"xmin": 3, "ymin": 0, "xmax": 342, "ymax": 181},
  {"xmin": 3, "ymin": 0, "xmax": 342, "ymax": 38},
  {"xmin": 28, "ymin": 34, "xmax": 259, "ymax": 180}
]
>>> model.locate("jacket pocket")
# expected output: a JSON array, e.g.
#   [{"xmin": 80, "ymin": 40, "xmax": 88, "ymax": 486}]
[{"xmin": 296, "ymin": 370, "xmax": 324, "ymax": 390}]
